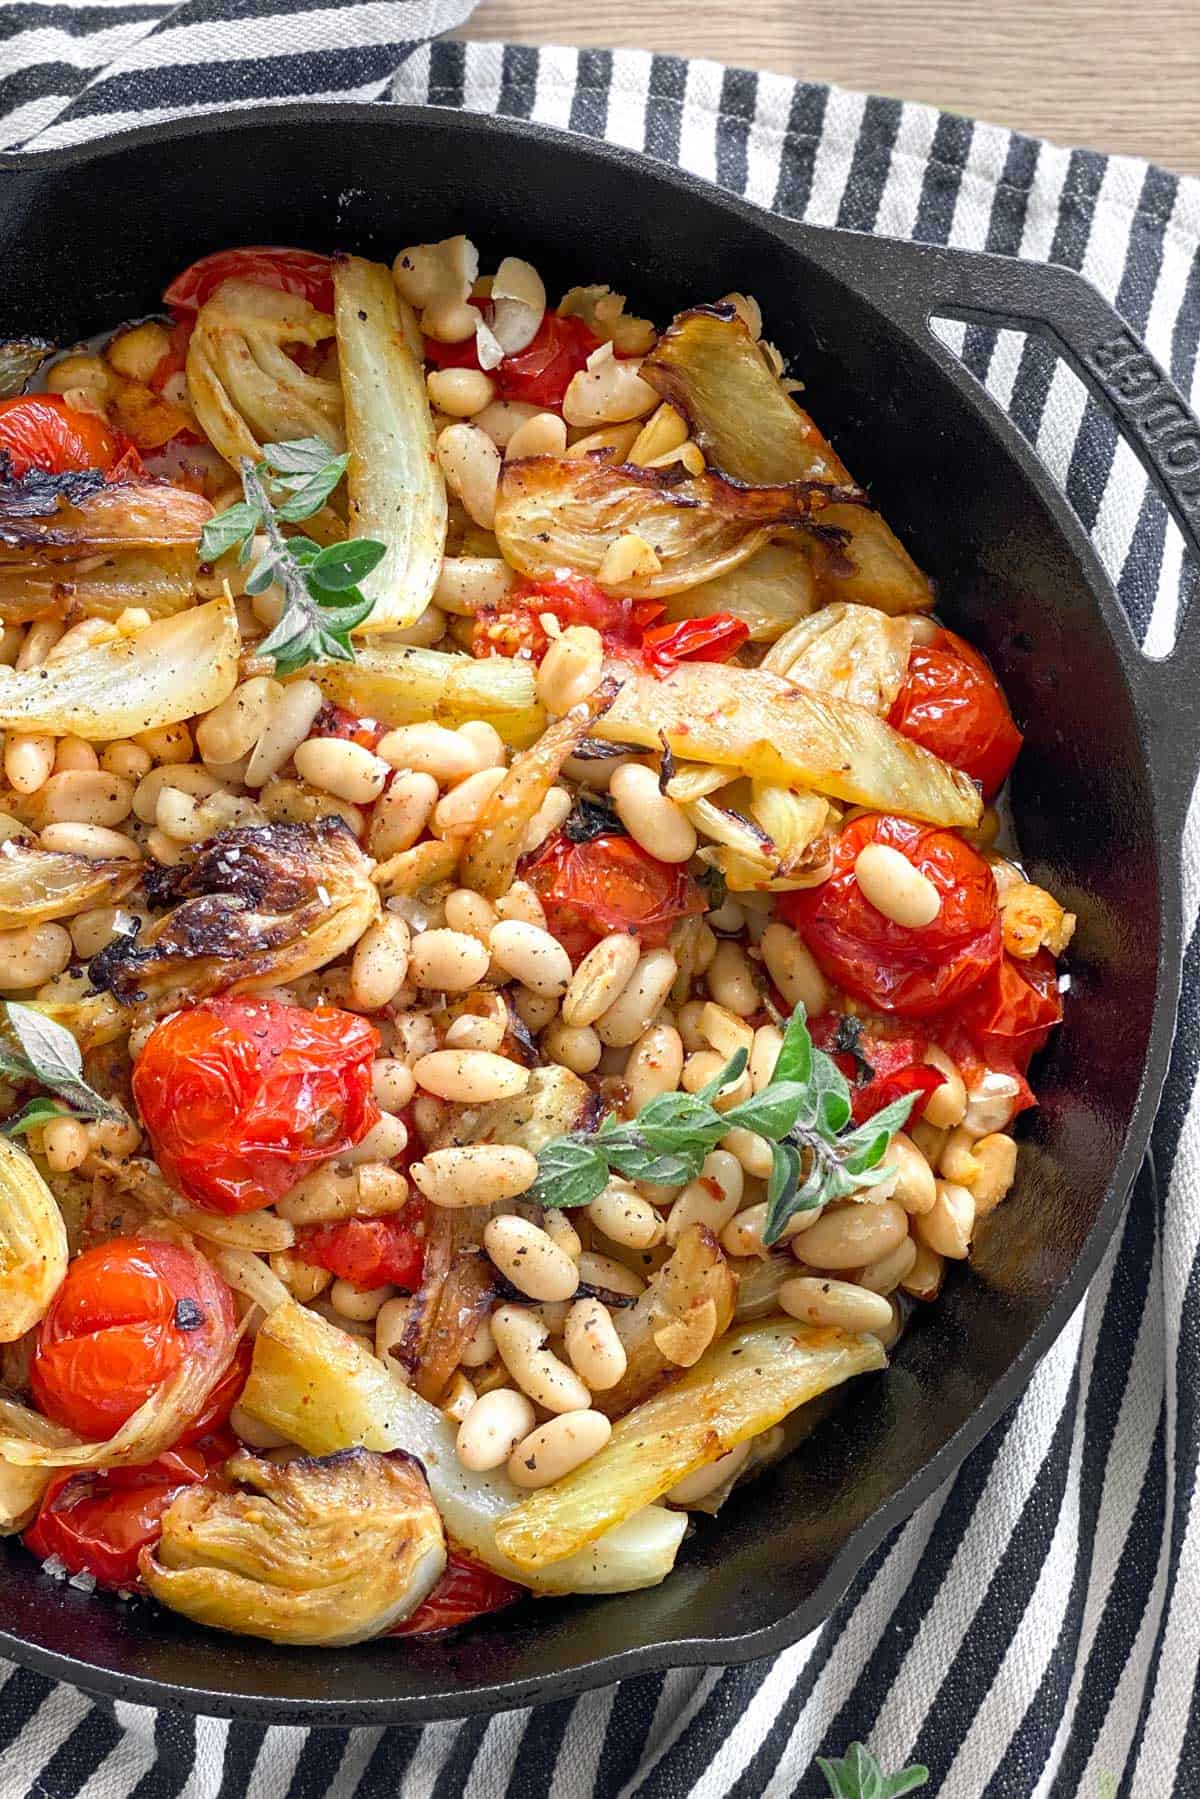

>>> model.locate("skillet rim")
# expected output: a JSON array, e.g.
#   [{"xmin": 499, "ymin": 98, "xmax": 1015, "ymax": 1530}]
[{"xmin": 0, "ymin": 100, "xmax": 1183, "ymax": 1722}]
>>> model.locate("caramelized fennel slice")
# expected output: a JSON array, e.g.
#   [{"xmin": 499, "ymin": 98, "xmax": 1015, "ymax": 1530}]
[
  {"xmin": 142, "ymin": 1448, "xmax": 446, "ymax": 1645},
  {"xmin": 662, "ymin": 538, "xmax": 817, "ymax": 642},
  {"xmin": 494, "ymin": 453, "xmax": 863, "ymax": 597},
  {"xmin": 333, "ymin": 255, "xmax": 447, "ymax": 631},
  {"xmin": 494, "ymin": 1318, "xmax": 886, "ymax": 1569},
  {"xmin": 186, "ymin": 280, "xmax": 343, "ymax": 467},
  {"xmin": 0, "ymin": 841, "xmax": 139, "ymax": 928},
  {"xmin": 599, "ymin": 1223, "xmax": 737, "ymax": 1417},
  {"xmin": 301, "ymin": 645, "xmax": 543, "ymax": 748},
  {"xmin": 0, "ymin": 1139, "xmax": 68, "ymax": 1345},
  {"xmin": 88, "ymin": 817, "xmax": 379, "ymax": 1015},
  {"xmin": 0, "ymin": 596, "xmax": 239, "ymax": 740},
  {"xmin": 239, "ymin": 1301, "xmax": 687, "ymax": 1594},
  {"xmin": 641, "ymin": 306, "xmax": 933, "ymax": 613},
  {"xmin": 590, "ymin": 660, "xmax": 982, "ymax": 829}
]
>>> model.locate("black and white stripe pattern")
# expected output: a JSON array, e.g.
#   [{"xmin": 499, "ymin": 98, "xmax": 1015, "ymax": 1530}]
[{"xmin": 2, "ymin": 16, "xmax": 1200, "ymax": 1797}]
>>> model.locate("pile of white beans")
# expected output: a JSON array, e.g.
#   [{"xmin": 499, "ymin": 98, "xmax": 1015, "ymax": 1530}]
[{"xmin": 2, "ymin": 241, "xmax": 1040, "ymax": 1514}]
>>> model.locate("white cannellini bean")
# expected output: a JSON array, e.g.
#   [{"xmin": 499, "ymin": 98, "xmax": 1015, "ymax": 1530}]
[
  {"xmin": 243, "ymin": 680, "xmax": 323, "ymax": 787},
  {"xmin": 595, "ymin": 948, "xmax": 678, "ymax": 1047},
  {"xmin": 505, "ymin": 411, "xmax": 568, "ymax": 459},
  {"xmin": 330, "ymin": 1279, "xmax": 395, "ymax": 1323},
  {"xmin": 36, "ymin": 771, "xmax": 133, "ymax": 827},
  {"xmin": 705, "ymin": 940, "xmax": 760, "ymax": 1017},
  {"xmin": 374, "ymin": 1295, "xmax": 412, "ymax": 1364},
  {"xmin": 885, "ymin": 1132, "xmax": 938, "ymax": 1215},
  {"xmin": 666, "ymin": 1149, "xmax": 744, "ymax": 1244},
  {"xmin": 494, "ymin": 881, "xmax": 546, "ymax": 927},
  {"xmin": 856, "ymin": 1235, "xmax": 919, "ymax": 1296},
  {"xmin": 564, "ymin": 1297, "xmax": 627, "ymax": 1391},
  {"xmin": 42, "ymin": 1116, "xmax": 90, "ymax": 1173},
  {"xmin": 484, "ymin": 1215, "xmax": 580, "ymax": 1302},
  {"xmin": 542, "ymin": 1017, "xmax": 602, "ymax": 1074},
  {"xmin": 916, "ymin": 1181, "xmax": 975, "ymax": 1259},
  {"xmin": 293, "ymin": 737, "xmax": 389, "ymax": 805},
  {"xmin": 437, "ymin": 422, "xmax": 502, "ymax": 529},
  {"xmin": 491, "ymin": 1304, "xmax": 591, "ymax": 1412},
  {"xmin": 963, "ymin": 1070, "xmax": 1022, "ymax": 1136},
  {"xmin": 195, "ymin": 676, "xmax": 282, "ymax": 766},
  {"xmin": 434, "ymin": 556, "xmax": 516, "ymax": 615},
  {"xmin": 460, "ymin": 1310, "xmax": 496, "ymax": 1368},
  {"xmin": 368, "ymin": 771, "xmax": 439, "ymax": 858},
  {"xmin": 340, "ymin": 1112, "xmax": 409, "ymax": 1166},
  {"xmin": 350, "ymin": 915, "xmax": 412, "ymax": 1011},
  {"xmin": 431, "ymin": 767, "xmax": 506, "ymax": 837},
  {"xmin": 562, "ymin": 346, "xmax": 658, "ymax": 428},
  {"xmin": 408, "ymin": 927, "xmax": 490, "ymax": 993},
  {"xmin": 721, "ymin": 1200, "xmax": 813, "ymax": 1259},
  {"xmin": 426, "ymin": 366, "xmax": 496, "ymax": 416},
  {"xmin": 444, "ymin": 1011, "xmax": 506, "ymax": 1052},
  {"xmin": 507, "ymin": 1409, "xmax": 612, "ymax": 1488},
  {"xmin": 542, "ymin": 1208, "xmax": 582, "ymax": 1261},
  {"xmin": 759, "ymin": 921, "xmax": 831, "ymax": 1017},
  {"xmin": 456, "ymin": 1387, "xmax": 536, "ymax": 1471},
  {"xmin": 563, "ymin": 932, "xmax": 642, "ymax": 1027},
  {"xmin": 623, "ymin": 1023, "xmax": 684, "ymax": 1112},
  {"xmin": 586, "ymin": 1180, "xmax": 665, "ymax": 1250},
  {"xmin": 779, "ymin": 1276, "xmax": 895, "ymax": 1334},
  {"xmin": 371, "ymin": 1058, "xmax": 416, "ymax": 1111},
  {"xmin": 412, "ymin": 1049, "xmax": 529, "ymax": 1103},
  {"xmin": 922, "ymin": 1045, "xmax": 969, "ymax": 1130},
  {"xmin": 666, "ymin": 1441, "xmax": 752, "ymax": 1506},
  {"xmin": 4, "ymin": 734, "xmax": 54, "ymax": 795},
  {"xmin": 522, "ymin": 785, "xmax": 572, "ymax": 856},
  {"xmin": 610, "ymin": 763, "xmax": 697, "ymax": 864},
  {"xmin": 489, "ymin": 919, "xmax": 572, "ymax": 998},
  {"xmin": 698, "ymin": 1001, "xmax": 754, "ymax": 1065},
  {"xmin": 39, "ymin": 823, "xmax": 140, "ymax": 860},
  {"xmin": 0, "ymin": 923, "xmax": 72, "ymax": 989},
  {"xmin": 412, "ymin": 1144, "xmax": 539, "ymax": 1208},
  {"xmin": 854, "ymin": 842, "xmax": 941, "ymax": 928},
  {"xmin": 576, "ymin": 1251, "xmax": 645, "ymax": 1298},
  {"xmin": 54, "ymin": 737, "xmax": 98, "ymax": 773},
  {"xmin": 721, "ymin": 1126, "xmax": 775, "ymax": 1181},
  {"xmin": 443, "ymin": 887, "xmax": 499, "ymax": 941},
  {"xmin": 800, "ymin": 1200, "xmax": 909, "ymax": 1271},
  {"xmin": 536, "ymin": 626, "xmax": 604, "ymax": 715}
]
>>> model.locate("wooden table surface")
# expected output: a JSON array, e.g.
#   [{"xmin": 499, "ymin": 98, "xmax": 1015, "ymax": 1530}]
[{"xmin": 462, "ymin": 1, "xmax": 1200, "ymax": 178}]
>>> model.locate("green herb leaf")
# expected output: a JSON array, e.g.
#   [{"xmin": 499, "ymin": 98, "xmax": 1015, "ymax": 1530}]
[
  {"xmin": 0, "ymin": 1002, "xmax": 122, "ymax": 1124},
  {"xmin": 1, "ymin": 1095, "xmax": 66, "ymax": 1138},
  {"xmin": 274, "ymin": 454, "xmax": 351, "ymax": 522},
  {"xmin": 307, "ymin": 538, "xmax": 387, "ymax": 591},
  {"xmin": 532, "ymin": 1003, "xmax": 920, "ymax": 1241},
  {"xmin": 815, "ymin": 1743, "xmax": 928, "ymax": 1799},
  {"xmin": 261, "ymin": 436, "xmax": 341, "ymax": 478},
  {"xmin": 200, "ymin": 501, "xmax": 261, "ymax": 564}
]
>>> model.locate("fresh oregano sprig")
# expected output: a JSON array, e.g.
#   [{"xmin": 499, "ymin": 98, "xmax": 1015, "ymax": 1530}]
[
  {"xmin": 815, "ymin": 1742, "xmax": 929, "ymax": 1799},
  {"xmin": 0, "ymin": 1001, "xmax": 122, "ymax": 1138},
  {"xmin": 530, "ymin": 1003, "xmax": 920, "ymax": 1245},
  {"xmin": 199, "ymin": 437, "xmax": 386, "ymax": 677}
]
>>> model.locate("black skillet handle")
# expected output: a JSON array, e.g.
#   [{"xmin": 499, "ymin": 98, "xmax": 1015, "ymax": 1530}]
[{"xmin": 793, "ymin": 233, "xmax": 1200, "ymax": 829}]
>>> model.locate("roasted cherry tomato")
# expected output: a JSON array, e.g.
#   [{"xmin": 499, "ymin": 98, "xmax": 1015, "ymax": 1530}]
[
  {"xmin": 0, "ymin": 395, "xmax": 119, "ymax": 478},
  {"xmin": 888, "ymin": 627, "xmax": 1023, "ymax": 798},
  {"xmin": 425, "ymin": 311, "xmax": 601, "ymax": 409},
  {"xmin": 473, "ymin": 575, "xmax": 660, "ymax": 664},
  {"xmin": 25, "ymin": 1440, "xmax": 228, "ymax": 1591},
  {"xmin": 525, "ymin": 830, "xmax": 704, "ymax": 962},
  {"xmin": 782, "ymin": 814, "xmax": 1001, "ymax": 1020},
  {"xmin": 943, "ymin": 948, "xmax": 1062, "ymax": 1102},
  {"xmin": 132, "ymin": 996, "xmax": 380, "ymax": 1215},
  {"xmin": 163, "ymin": 246, "xmax": 334, "ymax": 315},
  {"xmin": 392, "ymin": 1553, "xmax": 525, "ymax": 1635},
  {"xmin": 149, "ymin": 316, "xmax": 194, "ymax": 393},
  {"xmin": 311, "ymin": 701, "xmax": 386, "ymax": 753},
  {"xmin": 298, "ymin": 1215, "xmax": 425, "ymax": 1292},
  {"xmin": 809, "ymin": 1015, "xmax": 945, "ymax": 1125},
  {"xmin": 640, "ymin": 612, "xmax": 751, "ymax": 675},
  {"xmin": 31, "ymin": 1237, "xmax": 238, "ymax": 1441}
]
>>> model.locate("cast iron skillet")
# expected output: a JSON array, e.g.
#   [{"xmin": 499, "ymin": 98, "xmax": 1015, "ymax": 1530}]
[{"xmin": 0, "ymin": 104, "xmax": 1197, "ymax": 1725}]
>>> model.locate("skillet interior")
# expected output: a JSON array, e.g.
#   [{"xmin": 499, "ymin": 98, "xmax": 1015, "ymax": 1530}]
[{"xmin": 0, "ymin": 106, "xmax": 1174, "ymax": 1721}]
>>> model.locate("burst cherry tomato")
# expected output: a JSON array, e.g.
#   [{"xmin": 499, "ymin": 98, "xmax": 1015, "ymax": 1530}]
[
  {"xmin": 888, "ymin": 627, "xmax": 1023, "ymax": 798},
  {"xmin": 133, "ymin": 996, "xmax": 380, "ymax": 1215},
  {"xmin": 163, "ymin": 246, "xmax": 334, "ymax": 315},
  {"xmin": 809, "ymin": 1015, "xmax": 945, "ymax": 1125},
  {"xmin": 425, "ymin": 311, "xmax": 601, "ymax": 409},
  {"xmin": 392, "ymin": 1554, "xmax": 525, "ymax": 1635},
  {"xmin": 640, "ymin": 613, "xmax": 750, "ymax": 674},
  {"xmin": 0, "ymin": 395, "xmax": 120, "ymax": 478},
  {"xmin": 941, "ymin": 949, "xmax": 1063, "ymax": 1111},
  {"xmin": 525, "ymin": 830, "xmax": 704, "ymax": 962},
  {"xmin": 149, "ymin": 316, "xmax": 194, "ymax": 393},
  {"xmin": 24, "ymin": 1442, "xmax": 228, "ymax": 1591},
  {"xmin": 782, "ymin": 814, "xmax": 1001, "ymax": 1020},
  {"xmin": 298, "ymin": 1216, "xmax": 425, "ymax": 1292},
  {"xmin": 31, "ymin": 1237, "xmax": 239, "ymax": 1442},
  {"xmin": 311, "ymin": 701, "xmax": 386, "ymax": 753}
]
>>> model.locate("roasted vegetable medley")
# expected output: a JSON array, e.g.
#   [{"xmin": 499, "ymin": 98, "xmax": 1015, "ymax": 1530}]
[{"xmin": 0, "ymin": 239, "xmax": 1075, "ymax": 1642}]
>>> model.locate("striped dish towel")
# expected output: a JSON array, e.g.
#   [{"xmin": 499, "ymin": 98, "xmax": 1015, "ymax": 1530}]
[{"xmin": 3, "ymin": 12, "xmax": 1200, "ymax": 1799}]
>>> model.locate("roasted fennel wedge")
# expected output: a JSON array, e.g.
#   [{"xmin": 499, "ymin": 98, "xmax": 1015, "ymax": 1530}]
[
  {"xmin": 591, "ymin": 660, "xmax": 982, "ymax": 829},
  {"xmin": 0, "ymin": 841, "xmax": 138, "ymax": 929},
  {"xmin": 334, "ymin": 255, "xmax": 447, "ymax": 631},
  {"xmin": 494, "ymin": 1318, "xmax": 886, "ymax": 1570},
  {"xmin": 0, "ymin": 596, "xmax": 239, "ymax": 740},
  {"xmin": 661, "ymin": 538, "xmax": 817, "ymax": 641},
  {"xmin": 642, "ymin": 306, "xmax": 933, "ymax": 614},
  {"xmin": 302, "ymin": 644, "xmax": 544, "ymax": 746},
  {"xmin": 239, "ymin": 1301, "xmax": 687, "ymax": 1594},
  {"xmin": 495, "ymin": 454, "xmax": 861, "ymax": 596},
  {"xmin": 0, "ymin": 1138, "xmax": 67, "ymax": 1343}
]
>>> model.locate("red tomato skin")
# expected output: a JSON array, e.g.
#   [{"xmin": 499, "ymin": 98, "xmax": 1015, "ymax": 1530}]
[
  {"xmin": 163, "ymin": 247, "xmax": 334, "ymax": 315},
  {"xmin": 298, "ymin": 1216, "xmax": 425, "ymax": 1291},
  {"xmin": 312, "ymin": 701, "xmax": 385, "ymax": 753},
  {"xmin": 808, "ymin": 1016, "xmax": 944, "ymax": 1125},
  {"xmin": 0, "ymin": 395, "xmax": 119, "ymax": 477},
  {"xmin": 640, "ymin": 613, "xmax": 751, "ymax": 674},
  {"xmin": 392, "ymin": 1553, "xmax": 525, "ymax": 1635},
  {"xmin": 31, "ymin": 1238, "xmax": 238, "ymax": 1441},
  {"xmin": 133, "ymin": 997, "xmax": 380, "ymax": 1215},
  {"xmin": 941, "ymin": 949, "xmax": 1062, "ymax": 1110},
  {"xmin": 888, "ymin": 627, "xmax": 1023, "ymax": 798},
  {"xmin": 25, "ymin": 1444, "xmax": 222, "ymax": 1591},
  {"xmin": 425, "ymin": 312, "xmax": 601, "ymax": 408},
  {"xmin": 525, "ymin": 831, "xmax": 704, "ymax": 963},
  {"xmin": 782, "ymin": 814, "xmax": 1001, "ymax": 1020}
]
